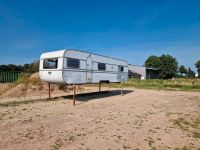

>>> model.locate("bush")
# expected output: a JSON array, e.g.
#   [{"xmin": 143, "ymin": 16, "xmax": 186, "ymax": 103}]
[{"xmin": 15, "ymin": 73, "xmax": 30, "ymax": 85}]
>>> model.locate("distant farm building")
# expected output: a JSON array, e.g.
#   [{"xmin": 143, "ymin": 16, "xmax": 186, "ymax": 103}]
[
  {"xmin": 128, "ymin": 70, "xmax": 142, "ymax": 79},
  {"xmin": 195, "ymin": 73, "xmax": 199, "ymax": 78},
  {"xmin": 128, "ymin": 64, "xmax": 159, "ymax": 79}
]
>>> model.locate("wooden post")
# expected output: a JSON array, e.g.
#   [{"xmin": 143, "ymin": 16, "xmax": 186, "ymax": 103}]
[
  {"xmin": 48, "ymin": 83, "xmax": 51, "ymax": 99},
  {"xmin": 73, "ymin": 84, "xmax": 76, "ymax": 106},
  {"xmin": 99, "ymin": 82, "xmax": 101, "ymax": 92},
  {"xmin": 121, "ymin": 82, "xmax": 123, "ymax": 96}
]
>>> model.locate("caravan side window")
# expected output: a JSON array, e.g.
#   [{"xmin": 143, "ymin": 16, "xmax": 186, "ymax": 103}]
[
  {"xmin": 67, "ymin": 58, "xmax": 80, "ymax": 68},
  {"xmin": 43, "ymin": 58, "xmax": 58, "ymax": 69},
  {"xmin": 98, "ymin": 63, "xmax": 106, "ymax": 71},
  {"xmin": 118, "ymin": 66, "xmax": 124, "ymax": 72}
]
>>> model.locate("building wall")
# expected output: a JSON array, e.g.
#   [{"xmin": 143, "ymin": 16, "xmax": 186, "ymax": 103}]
[
  {"xmin": 128, "ymin": 65, "xmax": 146, "ymax": 79},
  {"xmin": 195, "ymin": 73, "xmax": 199, "ymax": 78},
  {"xmin": 128, "ymin": 65, "xmax": 160, "ymax": 79}
]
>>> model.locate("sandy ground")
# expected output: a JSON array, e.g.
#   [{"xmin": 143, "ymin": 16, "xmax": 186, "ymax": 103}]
[
  {"xmin": 0, "ymin": 83, "xmax": 12, "ymax": 95},
  {"xmin": 0, "ymin": 88, "xmax": 200, "ymax": 150}
]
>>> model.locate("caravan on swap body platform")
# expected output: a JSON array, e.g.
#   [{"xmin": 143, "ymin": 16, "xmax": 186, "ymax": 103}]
[{"xmin": 39, "ymin": 49, "xmax": 128, "ymax": 85}]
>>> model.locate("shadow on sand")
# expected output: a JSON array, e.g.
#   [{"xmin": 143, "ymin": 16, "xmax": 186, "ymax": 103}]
[
  {"xmin": 62, "ymin": 89, "xmax": 134, "ymax": 102},
  {"xmin": 0, "ymin": 90, "xmax": 134, "ymax": 107}
]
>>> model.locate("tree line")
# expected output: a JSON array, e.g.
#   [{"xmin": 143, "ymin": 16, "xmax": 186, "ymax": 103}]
[
  {"xmin": 0, "ymin": 61, "xmax": 39, "ymax": 73},
  {"xmin": 145, "ymin": 54, "xmax": 200, "ymax": 79}
]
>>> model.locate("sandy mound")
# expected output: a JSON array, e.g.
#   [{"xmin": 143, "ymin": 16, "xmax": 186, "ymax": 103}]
[
  {"xmin": 29, "ymin": 72, "xmax": 40, "ymax": 79},
  {"xmin": 0, "ymin": 73, "xmax": 67, "ymax": 99},
  {"xmin": 0, "ymin": 83, "xmax": 13, "ymax": 95},
  {"xmin": 0, "ymin": 72, "xmax": 95, "ymax": 100}
]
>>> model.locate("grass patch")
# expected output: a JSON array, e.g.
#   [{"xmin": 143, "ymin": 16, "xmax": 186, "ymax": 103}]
[
  {"xmin": 52, "ymin": 138, "xmax": 62, "ymax": 150},
  {"xmin": 174, "ymin": 146, "xmax": 191, "ymax": 150},
  {"xmin": 15, "ymin": 73, "xmax": 30, "ymax": 85},
  {"xmin": 192, "ymin": 131, "xmax": 200, "ymax": 138},
  {"xmin": 173, "ymin": 118, "xmax": 191, "ymax": 131},
  {"xmin": 15, "ymin": 73, "xmax": 42, "ymax": 90},
  {"xmin": 68, "ymin": 134, "xmax": 76, "ymax": 141},
  {"xmin": 147, "ymin": 137, "xmax": 157, "ymax": 150},
  {"xmin": 0, "ymin": 97, "xmax": 61, "ymax": 107},
  {"xmin": 148, "ymin": 138, "xmax": 154, "ymax": 147},
  {"xmin": 111, "ymin": 78, "xmax": 200, "ymax": 91},
  {"xmin": 173, "ymin": 117, "xmax": 200, "ymax": 139},
  {"xmin": 122, "ymin": 145, "xmax": 130, "ymax": 150}
]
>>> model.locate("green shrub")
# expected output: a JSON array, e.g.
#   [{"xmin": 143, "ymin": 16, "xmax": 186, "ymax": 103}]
[{"xmin": 15, "ymin": 73, "xmax": 30, "ymax": 85}]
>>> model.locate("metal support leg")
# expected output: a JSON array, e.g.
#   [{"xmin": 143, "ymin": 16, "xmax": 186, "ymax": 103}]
[
  {"xmin": 121, "ymin": 82, "xmax": 123, "ymax": 96},
  {"xmin": 108, "ymin": 82, "xmax": 110, "ymax": 91},
  {"xmin": 48, "ymin": 83, "xmax": 51, "ymax": 99},
  {"xmin": 73, "ymin": 84, "xmax": 76, "ymax": 106},
  {"xmin": 99, "ymin": 82, "xmax": 101, "ymax": 92}
]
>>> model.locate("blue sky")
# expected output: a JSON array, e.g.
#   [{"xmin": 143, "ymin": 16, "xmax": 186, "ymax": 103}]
[{"xmin": 0, "ymin": 0, "xmax": 200, "ymax": 71}]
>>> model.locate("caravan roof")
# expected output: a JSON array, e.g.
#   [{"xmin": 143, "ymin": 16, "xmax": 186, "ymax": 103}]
[{"xmin": 40, "ymin": 49, "xmax": 128, "ymax": 64}]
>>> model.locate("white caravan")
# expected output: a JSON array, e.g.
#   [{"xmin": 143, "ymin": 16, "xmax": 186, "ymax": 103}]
[{"xmin": 39, "ymin": 49, "xmax": 128, "ymax": 84}]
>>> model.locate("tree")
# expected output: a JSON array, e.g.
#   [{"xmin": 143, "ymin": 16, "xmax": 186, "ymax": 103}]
[
  {"xmin": 7, "ymin": 64, "xmax": 18, "ymax": 71},
  {"xmin": 179, "ymin": 65, "xmax": 187, "ymax": 76},
  {"xmin": 29, "ymin": 61, "xmax": 39, "ymax": 73},
  {"xmin": 16, "ymin": 65, "xmax": 24, "ymax": 72},
  {"xmin": 0, "ymin": 65, "xmax": 9, "ymax": 71},
  {"xmin": 145, "ymin": 54, "xmax": 178, "ymax": 79},
  {"xmin": 145, "ymin": 55, "xmax": 162, "ymax": 68},
  {"xmin": 195, "ymin": 60, "xmax": 200, "ymax": 78},
  {"xmin": 23, "ymin": 64, "xmax": 30, "ymax": 72},
  {"xmin": 187, "ymin": 67, "xmax": 195, "ymax": 78},
  {"xmin": 0, "ymin": 61, "xmax": 39, "ymax": 73},
  {"xmin": 159, "ymin": 54, "xmax": 178, "ymax": 79}
]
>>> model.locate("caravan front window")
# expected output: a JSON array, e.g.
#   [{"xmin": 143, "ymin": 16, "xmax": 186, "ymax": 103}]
[
  {"xmin": 43, "ymin": 58, "xmax": 58, "ymax": 69},
  {"xmin": 118, "ymin": 66, "xmax": 124, "ymax": 72}
]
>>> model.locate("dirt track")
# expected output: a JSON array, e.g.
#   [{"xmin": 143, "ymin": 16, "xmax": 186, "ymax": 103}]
[{"xmin": 0, "ymin": 88, "xmax": 200, "ymax": 150}]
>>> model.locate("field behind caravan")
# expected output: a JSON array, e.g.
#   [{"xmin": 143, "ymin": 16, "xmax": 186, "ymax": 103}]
[{"xmin": 112, "ymin": 78, "xmax": 200, "ymax": 91}]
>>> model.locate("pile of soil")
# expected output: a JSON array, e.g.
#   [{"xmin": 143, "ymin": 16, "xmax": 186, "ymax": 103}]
[
  {"xmin": 0, "ymin": 83, "xmax": 13, "ymax": 95},
  {"xmin": 0, "ymin": 73, "xmax": 106, "ymax": 100},
  {"xmin": 0, "ymin": 73, "xmax": 72, "ymax": 99}
]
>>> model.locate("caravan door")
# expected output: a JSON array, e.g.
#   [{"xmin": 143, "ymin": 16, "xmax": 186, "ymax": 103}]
[{"xmin": 86, "ymin": 55, "xmax": 93, "ymax": 83}]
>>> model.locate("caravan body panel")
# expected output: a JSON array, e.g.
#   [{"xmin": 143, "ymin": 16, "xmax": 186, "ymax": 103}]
[{"xmin": 39, "ymin": 49, "xmax": 128, "ymax": 84}]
